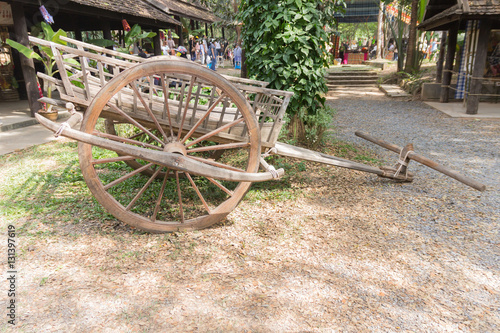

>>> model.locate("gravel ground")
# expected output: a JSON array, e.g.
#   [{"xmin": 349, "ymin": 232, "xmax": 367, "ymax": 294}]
[
  {"xmin": 2, "ymin": 90, "xmax": 499, "ymax": 332},
  {"xmin": 327, "ymin": 93, "xmax": 500, "ymax": 329}
]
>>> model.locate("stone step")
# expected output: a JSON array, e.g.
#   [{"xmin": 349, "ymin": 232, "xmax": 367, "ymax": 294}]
[
  {"xmin": 326, "ymin": 76, "xmax": 378, "ymax": 82},
  {"xmin": 327, "ymin": 83, "xmax": 378, "ymax": 88},
  {"xmin": 327, "ymin": 80, "xmax": 378, "ymax": 86},
  {"xmin": 327, "ymin": 71, "xmax": 378, "ymax": 77},
  {"xmin": 0, "ymin": 118, "xmax": 38, "ymax": 132}
]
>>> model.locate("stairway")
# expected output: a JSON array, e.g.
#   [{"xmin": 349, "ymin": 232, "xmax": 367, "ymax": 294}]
[{"xmin": 326, "ymin": 67, "xmax": 379, "ymax": 89}]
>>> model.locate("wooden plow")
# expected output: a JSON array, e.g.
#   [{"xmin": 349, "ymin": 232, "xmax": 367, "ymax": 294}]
[{"xmin": 30, "ymin": 36, "xmax": 486, "ymax": 232}]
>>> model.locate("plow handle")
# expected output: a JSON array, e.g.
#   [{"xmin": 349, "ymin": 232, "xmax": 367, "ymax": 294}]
[{"xmin": 355, "ymin": 131, "xmax": 487, "ymax": 192}]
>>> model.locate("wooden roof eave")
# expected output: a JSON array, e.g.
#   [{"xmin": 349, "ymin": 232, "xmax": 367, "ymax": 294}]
[
  {"xmin": 418, "ymin": 14, "xmax": 462, "ymax": 31},
  {"xmin": 149, "ymin": 0, "xmax": 219, "ymax": 24},
  {"xmin": 7, "ymin": 0, "xmax": 181, "ymax": 28}
]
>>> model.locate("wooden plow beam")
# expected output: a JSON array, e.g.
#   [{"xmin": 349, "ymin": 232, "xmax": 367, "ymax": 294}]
[{"xmin": 355, "ymin": 131, "xmax": 487, "ymax": 192}]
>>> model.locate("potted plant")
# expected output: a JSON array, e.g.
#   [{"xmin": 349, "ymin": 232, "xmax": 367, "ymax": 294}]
[{"xmin": 7, "ymin": 22, "xmax": 73, "ymax": 119}]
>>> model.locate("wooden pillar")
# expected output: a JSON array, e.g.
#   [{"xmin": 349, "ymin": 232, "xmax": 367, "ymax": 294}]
[
  {"xmin": 73, "ymin": 17, "xmax": 83, "ymax": 41},
  {"xmin": 153, "ymin": 28, "xmax": 161, "ymax": 56},
  {"xmin": 119, "ymin": 29, "xmax": 123, "ymax": 47},
  {"xmin": 196, "ymin": 21, "xmax": 199, "ymax": 30},
  {"xmin": 175, "ymin": 16, "xmax": 184, "ymax": 46},
  {"xmin": 440, "ymin": 23, "xmax": 459, "ymax": 103},
  {"xmin": 376, "ymin": 1, "xmax": 384, "ymax": 59},
  {"xmin": 11, "ymin": 3, "xmax": 41, "ymax": 117},
  {"xmin": 466, "ymin": 19, "xmax": 492, "ymax": 114},
  {"xmin": 210, "ymin": 25, "xmax": 214, "ymax": 38},
  {"xmin": 101, "ymin": 19, "xmax": 113, "ymax": 50},
  {"xmin": 436, "ymin": 31, "xmax": 447, "ymax": 83},
  {"xmin": 74, "ymin": 28, "xmax": 83, "ymax": 41},
  {"xmin": 222, "ymin": 27, "xmax": 225, "ymax": 40},
  {"xmin": 205, "ymin": 23, "xmax": 208, "ymax": 37}
]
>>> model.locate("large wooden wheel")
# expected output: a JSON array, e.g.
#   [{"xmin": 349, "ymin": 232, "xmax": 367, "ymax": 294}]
[{"xmin": 78, "ymin": 60, "xmax": 261, "ymax": 232}]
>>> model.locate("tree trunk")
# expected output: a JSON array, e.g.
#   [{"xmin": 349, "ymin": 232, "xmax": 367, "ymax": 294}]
[
  {"xmin": 404, "ymin": 0, "xmax": 419, "ymax": 72},
  {"xmin": 241, "ymin": 48, "xmax": 247, "ymax": 78}
]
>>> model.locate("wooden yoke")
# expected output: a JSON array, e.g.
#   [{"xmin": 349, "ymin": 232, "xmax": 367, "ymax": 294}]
[
  {"xmin": 379, "ymin": 143, "xmax": 415, "ymax": 182},
  {"xmin": 355, "ymin": 131, "xmax": 487, "ymax": 192}
]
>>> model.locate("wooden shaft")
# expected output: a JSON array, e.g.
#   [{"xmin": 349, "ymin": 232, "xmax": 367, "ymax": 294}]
[
  {"xmin": 355, "ymin": 131, "xmax": 486, "ymax": 191},
  {"xmin": 35, "ymin": 113, "xmax": 283, "ymax": 183}
]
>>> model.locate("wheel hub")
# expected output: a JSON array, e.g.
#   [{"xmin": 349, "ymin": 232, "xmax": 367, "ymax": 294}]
[{"xmin": 164, "ymin": 141, "xmax": 187, "ymax": 156}]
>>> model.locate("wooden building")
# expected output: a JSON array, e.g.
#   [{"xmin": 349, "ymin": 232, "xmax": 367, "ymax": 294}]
[{"xmin": 419, "ymin": 0, "xmax": 500, "ymax": 114}]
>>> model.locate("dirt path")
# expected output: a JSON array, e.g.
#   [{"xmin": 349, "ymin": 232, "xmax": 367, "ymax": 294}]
[{"xmin": 1, "ymin": 92, "xmax": 499, "ymax": 332}]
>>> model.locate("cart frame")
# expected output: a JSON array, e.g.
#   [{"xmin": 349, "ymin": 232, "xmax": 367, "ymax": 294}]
[{"xmin": 30, "ymin": 36, "xmax": 486, "ymax": 232}]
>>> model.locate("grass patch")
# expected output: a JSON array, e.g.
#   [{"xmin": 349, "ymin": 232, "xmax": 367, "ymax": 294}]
[{"xmin": 0, "ymin": 134, "xmax": 379, "ymax": 234}]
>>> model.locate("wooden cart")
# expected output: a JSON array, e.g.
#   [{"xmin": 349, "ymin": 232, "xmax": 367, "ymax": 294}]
[{"xmin": 31, "ymin": 36, "xmax": 486, "ymax": 233}]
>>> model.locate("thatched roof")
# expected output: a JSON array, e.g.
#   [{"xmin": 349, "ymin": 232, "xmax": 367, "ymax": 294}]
[
  {"xmin": 69, "ymin": 0, "xmax": 180, "ymax": 26},
  {"xmin": 144, "ymin": 0, "xmax": 219, "ymax": 23},
  {"xmin": 7, "ymin": 0, "xmax": 191, "ymax": 29},
  {"xmin": 419, "ymin": 0, "xmax": 500, "ymax": 31}
]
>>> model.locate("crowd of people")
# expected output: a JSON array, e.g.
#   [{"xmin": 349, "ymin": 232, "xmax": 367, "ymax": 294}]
[{"xmin": 157, "ymin": 33, "xmax": 242, "ymax": 71}]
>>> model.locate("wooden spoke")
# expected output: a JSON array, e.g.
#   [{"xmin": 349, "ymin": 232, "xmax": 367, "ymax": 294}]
[
  {"xmin": 151, "ymin": 169, "xmax": 171, "ymax": 222},
  {"xmin": 92, "ymin": 155, "xmax": 136, "ymax": 165},
  {"xmin": 161, "ymin": 74, "xmax": 175, "ymax": 138},
  {"xmin": 180, "ymin": 93, "xmax": 225, "ymax": 144},
  {"xmin": 185, "ymin": 117, "xmax": 245, "ymax": 148},
  {"xmin": 187, "ymin": 142, "xmax": 250, "ymax": 153},
  {"xmin": 185, "ymin": 173, "xmax": 211, "ymax": 213},
  {"xmin": 187, "ymin": 155, "xmax": 246, "ymax": 172},
  {"xmin": 127, "ymin": 130, "xmax": 148, "ymax": 140},
  {"xmin": 106, "ymin": 102, "xmax": 165, "ymax": 146},
  {"xmin": 175, "ymin": 171, "xmax": 185, "ymax": 223},
  {"xmin": 92, "ymin": 130, "xmax": 163, "ymax": 151},
  {"xmin": 129, "ymin": 82, "xmax": 168, "ymax": 140},
  {"xmin": 207, "ymin": 177, "xmax": 234, "ymax": 196},
  {"xmin": 103, "ymin": 163, "xmax": 154, "ymax": 191},
  {"xmin": 177, "ymin": 75, "xmax": 196, "ymax": 141},
  {"xmin": 126, "ymin": 167, "xmax": 163, "ymax": 211}
]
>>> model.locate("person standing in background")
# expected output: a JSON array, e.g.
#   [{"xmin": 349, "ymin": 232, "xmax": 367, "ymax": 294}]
[
  {"xmin": 188, "ymin": 36, "xmax": 195, "ymax": 61},
  {"xmin": 215, "ymin": 39, "xmax": 221, "ymax": 59},
  {"xmin": 194, "ymin": 38, "xmax": 200, "ymax": 61},
  {"xmin": 209, "ymin": 39, "xmax": 217, "ymax": 70},
  {"xmin": 167, "ymin": 36, "xmax": 176, "ymax": 55},
  {"xmin": 201, "ymin": 36, "xmax": 208, "ymax": 65}
]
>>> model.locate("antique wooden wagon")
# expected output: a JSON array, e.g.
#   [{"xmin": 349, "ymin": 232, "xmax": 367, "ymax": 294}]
[{"xmin": 30, "ymin": 36, "xmax": 486, "ymax": 233}]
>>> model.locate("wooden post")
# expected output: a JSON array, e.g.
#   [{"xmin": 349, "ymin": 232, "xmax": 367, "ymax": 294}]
[
  {"xmin": 153, "ymin": 28, "xmax": 161, "ymax": 56},
  {"xmin": 440, "ymin": 22, "xmax": 459, "ymax": 103},
  {"xmin": 205, "ymin": 23, "xmax": 208, "ymax": 37},
  {"xmin": 376, "ymin": 1, "xmax": 384, "ymax": 59},
  {"xmin": 175, "ymin": 16, "xmax": 184, "ymax": 46},
  {"xmin": 102, "ymin": 20, "xmax": 113, "ymax": 50},
  {"xmin": 466, "ymin": 19, "xmax": 492, "ymax": 115},
  {"xmin": 11, "ymin": 3, "xmax": 41, "ymax": 117},
  {"xmin": 74, "ymin": 17, "xmax": 83, "ymax": 41},
  {"xmin": 436, "ymin": 31, "xmax": 447, "ymax": 83}
]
